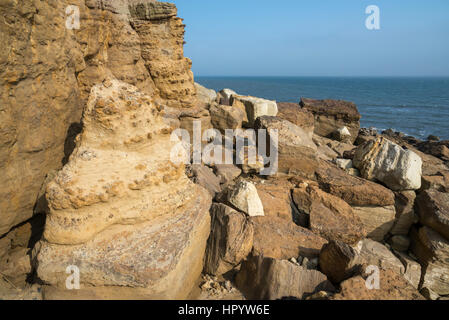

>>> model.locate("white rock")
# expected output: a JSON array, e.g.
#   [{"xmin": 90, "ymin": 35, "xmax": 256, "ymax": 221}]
[
  {"xmin": 338, "ymin": 126, "xmax": 351, "ymax": 136},
  {"xmin": 231, "ymin": 95, "xmax": 278, "ymax": 127},
  {"xmin": 336, "ymin": 159, "xmax": 353, "ymax": 170},
  {"xmin": 228, "ymin": 181, "xmax": 264, "ymax": 217},
  {"xmin": 219, "ymin": 89, "xmax": 237, "ymax": 101},
  {"xmin": 353, "ymin": 137, "xmax": 422, "ymax": 191}
]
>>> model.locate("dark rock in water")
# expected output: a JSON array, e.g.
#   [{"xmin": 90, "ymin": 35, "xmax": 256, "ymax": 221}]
[
  {"xmin": 428, "ymin": 135, "xmax": 440, "ymax": 142},
  {"xmin": 300, "ymin": 98, "xmax": 360, "ymax": 144}
]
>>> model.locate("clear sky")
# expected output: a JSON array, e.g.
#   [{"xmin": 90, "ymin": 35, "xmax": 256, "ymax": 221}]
[{"xmin": 167, "ymin": 0, "xmax": 449, "ymax": 77}]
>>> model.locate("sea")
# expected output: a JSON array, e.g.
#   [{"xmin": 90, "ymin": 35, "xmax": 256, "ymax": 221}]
[{"xmin": 196, "ymin": 77, "xmax": 449, "ymax": 140}]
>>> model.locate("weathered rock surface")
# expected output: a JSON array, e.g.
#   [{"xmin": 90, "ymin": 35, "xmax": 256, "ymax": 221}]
[
  {"xmin": 391, "ymin": 191, "xmax": 417, "ymax": 235},
  {"xmin": 210, "ymin": 104, "xmax": 245, "ymax": 132},
  {"xmin": 254, "ymin": 179, "xmax": 294, "ymax": 221},
  {"xmin": 351, "ymin": 206, "xmax": 396, "ymax": 241},
  {"xmin": 332, "ymin": 268, "xmax": 424, "ymax": 300},
  {"xmin": 300, "ymin": 98, "xmax": 361, "ymax": 144},
  {"xmin": 411, "ymin": 226, "xmax": 449, "ymax": 295},
  {"xmin": 236, "ymin": 255, "xmax": 334, "ymax": 300},
  {"xmin": 395, "ymin": 251, "xmax": 422, "ymax": 289},
  {"xmin": 204, "ymin": 204, "xmax": 253, "ymax": 276},
  {"xmin": 230, "ymin": 95, "xmax": 278, "ymax": 127},
  {"xmin": 213, "ymin": 164, "xmax": 242, "ymax": 185},
  {"xmin": 416, "ymin": 190, "xmax": 449, "ymax": 241},
  {"xmin": 276, "ymin": 103, "xmax": 314, "ymax": 138},
  {"xmin": 319, "ymin": 240, "xmax": 361, "ymax": 284},
  {"xmin": 251, "ymin": 216, "xmax": 327, "ymax": 260},
  {"xmin": 195, "ymin": 83, "xmax": 217, "ymax": 107},
  {"xmin": 353, "ymin": 137, "xmax": 423, "ymax": 191},
  {"xmin": 188, "ymin": 164, "xmax": 222, "ymax": 197},
  {"xmin": 292, "ymin": 186, "xmax": 366, "ymax": 245},
  {"xmin": 255, "ymin": 116, "xmax": 318, "ymax": 178},
  {"xmin": 219, "ymin": 180, "xmax": 265, "ymax": 217},
  {"xmin": 354, "ymin": 239, "xmax": 405, "ymax": 275},
  {"xmin": 36, "ymin": 80, "xmax": 211, "ymax": 299},
  {"xmin": 0, "ymin": 0, "xmax": 199, "ymax": 236}
]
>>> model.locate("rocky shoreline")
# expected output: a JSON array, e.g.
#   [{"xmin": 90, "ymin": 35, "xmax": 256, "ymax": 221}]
[{"xmin": 1, "ymin": 0, "xmax": 449, "ymax": 301}]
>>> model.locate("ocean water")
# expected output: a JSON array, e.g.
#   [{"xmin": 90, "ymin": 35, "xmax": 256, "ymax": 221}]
[{"xmin": 196, "ymin": 77, "xmax": 449, "ymax": 140}]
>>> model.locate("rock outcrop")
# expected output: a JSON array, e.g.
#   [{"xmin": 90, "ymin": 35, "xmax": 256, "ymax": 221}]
[
  {"xmin": 35, "ymin": 80, "xmax": 211, "ymax": 299},
  {"xmin": 300, "ymin": 98, "xmax": 361, "ymax": 144},
  {"xmin": 0, "ymin": 0, "xmax": 200, "ymax": 238},
  {"xmin": 231, "ymin": 95, "xmax": 278, "ymax": 127}
]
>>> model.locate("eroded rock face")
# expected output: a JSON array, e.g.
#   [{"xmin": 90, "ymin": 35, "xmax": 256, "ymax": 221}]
[
  {"xmin": 0, "ymin": 0, "xmax": 199, "ymax": 236},
  {"xmin": 231, "ymin": 95, "xmax": 278, "ymax": 127},
  {"xmin": 353, "ymin": 137, "xmax": 423, "ymax": 191},
  {"xmin": 36, "ymin": 80, "xmax": 211, "ymax": 299},
  {"xmin": 236, "ymin": 255, "xmax": 334, "ymax": 300},
  {"xmin": 255, "ymin": 116, "xmax": 318, "ymax": 178},
  {"xmin": 300, "ymin": 98, "xmax": 361, "ymax": 144},
  {"xmin": 204, "ymin": 204, "xmax": 253, "ymax": 276},
  {"xmin": 416, "ymin": 190, "xmax": 449, "ymax": 241}
]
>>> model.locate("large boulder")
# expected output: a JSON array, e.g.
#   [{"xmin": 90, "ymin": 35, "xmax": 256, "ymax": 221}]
[
  {"xmin": 319, "ymin": 240, "xmax": 361, "ymax": 284},
  {"xmin": 353, "ymin": 137, "xmax": 423, "ymax": 191},
  {"xmin": 332, "ymin": 268, "xmax": 424, "ymax": 300},
  {"xmin": 236, "ymin": 255, "xmax": 334, "ymax": 300},
  {"xmin": 204, "ymin": 204, "xmax": 253, "ymax": 276},
  {"xmin": 209, "ymin": 104, "xmax": 245, "ymax": 132},
  {"xmin": 251, "ymin": 216, "xmax": 327, "ymax": 260},
  {"xmin": 292, "ymin": 186, "xmax": 366, "ymax": 245},
  {"xmin": 195, "ymin": 83, "xmax": 217, "ymax": 107},
  {"xmin": 276, "ymin": 102, "xmax": 314, "ymax": 138},
  {"xmin": 391, "ymin": 191, "xmax": 417, "ymax": 235},
  {"xmin": 255, "ymin": 116, "xmax": 318, "ymax": 178},
  {"xmin": 36, "ymin": 80, "xmax": 212, "ymax": 299},
  {"xmin": 230, "ymin": 95, "xmax": 278, "ymax": 127},
  {"xmin": 254, "ymin": 178, "xmax": 294, "ymax": 221},
  {"xmin": 354, "ymin": 239, "xmax": 405, "ymax": 275},
  {"xmin": 411, "ymin": 226, "xmax": 449, "ymax": 295},
  {"xmin": 416, "ymin": 190, "xmax": 449, "ymax": 241},
  {"xmin": 300, "ymin": 98, "xmax": 361, "ymax": 144},
  {"xmin": 218, "ymin": 180, "xmax": 265, "ymax": 217}
]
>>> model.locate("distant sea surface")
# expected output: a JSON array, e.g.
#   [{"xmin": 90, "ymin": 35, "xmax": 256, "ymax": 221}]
[{"xmin": 196, "ymin": 77, "xmax": 449, "ymax": 140}]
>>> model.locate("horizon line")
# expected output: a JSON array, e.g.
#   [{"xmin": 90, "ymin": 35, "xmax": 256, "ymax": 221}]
[{"xmin": 195, "ymin": 75, "xmax": 449, "ymax": 78}]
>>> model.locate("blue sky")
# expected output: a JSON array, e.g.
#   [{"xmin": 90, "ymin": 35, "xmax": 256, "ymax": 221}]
[{"xmin": 167, "ymin": 0, "xmax": 449, "ymax": 77}]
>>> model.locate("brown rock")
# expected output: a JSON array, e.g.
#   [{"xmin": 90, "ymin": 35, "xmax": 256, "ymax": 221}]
[
  {"xmin": 236, "ymin": 255, "xmax": 334, "ymax": 300},
  {"xmin": 391, "ymin": 191, "xmax": 417, "ymax": 235},
  {"xmin": 319, "ymin": 240, "xmax": 361, "ymax": 284},
  {"xmin": 213, "ymin": 164, "xmax": 242, "ymax": 185},
  {"xmin": 252, "ymin": 216, "xmax": 327, "ymax": 260},
  {"xmin": 255, "ymin": 116, "xmax": 318, "ymax": 178},
  {"xmin": 276, "ymin": 102, "xmax": 314, "ymax": 137},
  {"xmin": 254, "ymin": 179, "xmax": 294, "ymax": 221},
  {"xmin": 421, "ymin": 174, "xmax": 449, "ymax": 192},
  {"xmin": 416, "ymin": 190, "xmax": 449, "ymax": 241},
  {"xmin": 292, "ymin": 186, "xmax": 366, "ymax": 245},
  {"xmin": 36, "ymin": 80, "xmax": 212, "ymax": 299},
  {"xmin": 395, "ymin": 251, "xmax": 422, "ymax": 289},
  {"xmin": 332, "ymin": 268, "xmax": 424, "ymax": 300},
  {"xmin": 204, "ymin": 204, "xmax": 254, "ymax": 276},
  {"xmin": 300, "ymin": 98, "xmax": 361, "ymax": 144},
  {"xmin": 352, "ymin": 205, "xmax": 396, "ymax": 241},
  {"xmin": 315, "ymin": 161, "xmax": 395, "ymax": 207},
  {"xmin": 410, "ymin": 226, "xmax": 449, "ymax": 295},
  {"xmin": 210, "ymin": 104, "xmax": 245, "ymax": 132},
  {"xmin": 189, "ymin": 164, "xmax": 222, "ymax": 197}
]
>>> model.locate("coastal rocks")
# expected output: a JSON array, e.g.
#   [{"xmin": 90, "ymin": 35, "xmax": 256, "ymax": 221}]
[
  {"xmin": 251, "ymin": 216, "xmax": 327, "ymax": 260},
  {"xmin": 217, "ymin": 89, "xmax": 237, "ymax": 105},
  {"xmin": 416, "ymin": 190, "xmax": 449, "ymax": 240},
  {"xmin": 395, "ymin": 252, "xmax": 422, "ymax": 289},
  {"xmin": 231, "ymin": 95, "xmax": 278, "ymax": 127},
  {"xmin": 213, "ymin": 165, "xmax": 242, "ymax": 186},
  {"xmin": 410, "ymin": 227, "xmax": 449, "ymax": 295},
  {"xmin": 332, "ymin": 127, "xmax": 352, "ymax": 144},
  {"xmin": 351, "ymin": 206, "xmax": 396, "ymax": 241},
  {"xmin": 204, "ymin": 204, "xmax": 254, "ymax": 276},
  {"xmin": 254, "ymin": 179, "xmax": 294, "ymax": 221},
  {"xmin": 236, "ymin": 255, "xmax": 334, "ymax": 300},
  {"xmin": 292, "ymin": 186, "xmax": 366, "ymax": 245},
  {"xmin": 354, "ymin": 239, "xmax": 405, "ymax": 275},
  {"xmin": 210, "ymin": 104, "xmax": 245, "ymax": 132},
  {"xmin": 300, "ymin": 98, "xmax": 361, "ymax": 144},
  {"xmin": 188, "ymin": 164, "xmax": 222, "ymax": 197},
  {"xmin": 255, "ymin": 116, "xmax": 318, "ymax": 178},
  {"xmin": 276, "ymin": 103, "xmax": 315, "ymax": 138},
  {"xmin": 195, "ymin": 83, "xmax": 217, "ymax": 107},
  {"xmin": 36, "ymin": 80, "xmax": 212, "ymax": 299},
  {"xmin": 391, "ymin": 191, "xmax": 418, "ymax": 235},
  {"xmin": 219, "ymin": 181, "xmax": 264, "ymax": 217},
  {"xmin": 332, "ymin": 268, "xmax": 424, "ymax": 300},
  {"xmin": 319, "ymin": 240, "xmax": 361, "ymax": 284},
  {"xmin": 353, "ymin": 137, "xmax": 423, "ymax": 191}
]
